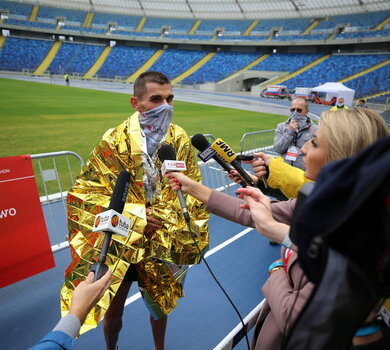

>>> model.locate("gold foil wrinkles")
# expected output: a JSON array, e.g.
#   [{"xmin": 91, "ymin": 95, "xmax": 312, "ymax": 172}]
[{"xmin": 60, "ymin": 113, "xmax": 209, "ymax": 333}]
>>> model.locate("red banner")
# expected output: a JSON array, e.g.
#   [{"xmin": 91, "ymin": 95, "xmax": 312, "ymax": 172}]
[{"xmin": 0, "ymin": 155, "xmax": 55, "ymax": 288}]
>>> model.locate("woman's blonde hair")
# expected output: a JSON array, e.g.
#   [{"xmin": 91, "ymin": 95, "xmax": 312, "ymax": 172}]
[{"xmin": 319, "ymin": 108, "xmax": 389, "ymax": 162}]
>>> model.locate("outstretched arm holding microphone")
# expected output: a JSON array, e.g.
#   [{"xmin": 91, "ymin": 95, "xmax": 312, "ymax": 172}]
[
  {"xmin": 165, "ymin": 171, "xmax": 295, "ymax": 247},
  {"xmin": 29, "ymin": 270, "xmax": 112, "ymax": 350}
]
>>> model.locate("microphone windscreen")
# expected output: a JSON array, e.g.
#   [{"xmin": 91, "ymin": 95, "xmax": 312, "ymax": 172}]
[
  {"xmin": 158, "ymin": 144, "xmax": 177, "ymax": 162},
  {"xmin": 191, "ymin": 134, "xmax": 210, "ymax": 152},
  {"xmin": 108, "ymin": 171, "xmax": 130, "ymax": 213}
]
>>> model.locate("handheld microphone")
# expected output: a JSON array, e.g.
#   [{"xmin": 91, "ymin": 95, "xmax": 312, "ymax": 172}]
[
  {"xmin": 209, "ymin": 138, "xmax": 258, "ymax": 188},
  {"xmin": 90, "ymin": 171, "xmax": 130, "ymax": 281},
  {"xmin": 191, "ymin": 134, "xmax": 233, "ymax": 173},
  {"xmin": 158, "ymin": 144, "xmax": 190, "ymax": 224}
]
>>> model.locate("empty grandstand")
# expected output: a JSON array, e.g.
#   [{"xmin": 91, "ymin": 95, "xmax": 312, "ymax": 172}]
[{"xmin": 0, "ymin": 0, "xmax": 389, "ymax": 104}]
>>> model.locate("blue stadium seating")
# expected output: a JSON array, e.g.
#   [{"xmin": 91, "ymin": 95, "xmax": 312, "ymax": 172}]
[
  {"xmin": 182, "ymin": 51, "xmax": 261, "ymax": 84},
  {"xmin": 48, "ymin": 42, "xmax": 104, "ymax": 74},
  {"xmin": 315, "ymin": 11, "xmax": 390, "ymax": 30},
  {"xmin": 250, "ymin": 53, "xmax": 322, "ymax": 73},
  {"xmin": 116, "ymin": 31, "xmax": 160, "ymax": 38},
  {"xmin": 0, "ymin": 37, "xmax": 52, "ymax": 71},
  {"xmin": 335, "ymin": 29, "xmax": 390, "ymax": 39},
  {"xmin": 148, "ymin": 48, "xmax": 206, "ymax": 80},
  {"xmin": 143, "ymin": 17, "xmax": 195, "ymax": 33},
  {"xmin": 92, "ymin": 12, "xmax": 140, "ymax": 29},
  {"xmin": 4, "ymin": 18, "xmax": 55, "ymax": 29},
  {"xmin": 216, "ymin": 35, "xmax": 267, "ymax": 41},
  {"xmin": 283, "ymin": 54, "xmax": 390, "ymax": 88},
  {"xmin": 252, "ymin": 18, "xmax": 311, "ymax": 34},
  {"xmin": 163, "ymin": 33, "xmax": 212, "ymax": 40},
  {"xmin": 368, "ymin": 92, "xmax": 390, "ymax": 103},
  {"xmin": 272, "ymin": 34, "xmax": 329, "ymax": 41},
  {"xmin": 97, "ymin": 45, "xmax": 157, "ymax": 78},
  {"xmin": 345, "ymin": 64, "xmax": 390, "ymax": 97},
  {"xmin": 0, "ymin": 0, "xmax": 32, "ymax": 18},
  {"xmin": 37, "ymin": 6, "xmax": 86, "ymax": 24},
  {"xmin": 196, "ymin": 19, "xmax": 252, "ymax": 34}
]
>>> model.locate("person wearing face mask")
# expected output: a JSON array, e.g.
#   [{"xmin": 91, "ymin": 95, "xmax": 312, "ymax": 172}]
[
  {"xmin": 330, "ymin": 96, "xmax": 350, "ymax": 111},
  {"xmin": 60, "ymin": 71, "xmax": 209, "ymax": 350},
  {"xmin": 273, "ymin": 97, "xmax": 318, "ymax": 170},
  {"xmin": 165, "ymin": 108, "xmax": 388, "ymax": 350}
]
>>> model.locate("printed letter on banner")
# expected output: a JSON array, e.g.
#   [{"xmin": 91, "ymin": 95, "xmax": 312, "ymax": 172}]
[{"xmin": 0, "ymin": 155, "xmax": 55, "ymax": 288}]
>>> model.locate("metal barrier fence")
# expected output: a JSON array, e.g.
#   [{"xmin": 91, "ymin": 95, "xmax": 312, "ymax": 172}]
[
  {"xmin": 31, "ymin": 140, "xmax": 236, "ymax": 254},
  {"xmin": 31, "ymin": 129, "xmax": 277, "ymax": 255},
  {"xmin": 239, "ymin": 129, "xmax": 278, "ymax": 156},
  {"xmin": 31, "ymin": 151, "xmax": 84, "ymax": 252}
]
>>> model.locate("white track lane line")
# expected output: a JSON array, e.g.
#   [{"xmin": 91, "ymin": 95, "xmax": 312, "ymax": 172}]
[{"xmin": 124, "ymin": 227, "xmax": 254, "ymax": 307}]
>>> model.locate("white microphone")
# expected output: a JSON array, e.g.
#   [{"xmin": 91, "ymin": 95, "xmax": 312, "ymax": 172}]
[{"xmin": 158, "ymin": 144, "xmax": 190, "ymax": 223}]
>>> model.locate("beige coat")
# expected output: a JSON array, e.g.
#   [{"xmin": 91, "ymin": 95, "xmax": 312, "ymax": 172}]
[{"xmin": 207, "ymin": 190, "xmax": 314, "ymax": 350}]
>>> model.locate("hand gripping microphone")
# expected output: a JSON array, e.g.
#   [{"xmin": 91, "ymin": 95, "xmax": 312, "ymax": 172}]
[
  {"xmin": 158, "ymin": 144, "xmax": 190, "ymax": 224},
  {"xmin": 191, "ymin": 134, "xmax": 233, "ymax": 173},
  {"xmin": 90, "ymin": 171, "xmax": 130, "ymax": 281},
  {"xmin": 210, "ymin": 138, "xmax": 258, "ymax": 187}
]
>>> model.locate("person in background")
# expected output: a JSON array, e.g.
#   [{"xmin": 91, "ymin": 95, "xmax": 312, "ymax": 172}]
[
  {"xmin": 30, "ymin": 270, "xmax": 112, "ymax": 350},
  {"xmin": 330, "ymin": 97, "xmax": 349, "ymax": 111},
  {"xmin": 358, "ymin": 99, "xmax": 368, "ymax": 108},
  {"xmin": 64, "ymin": 74, "xmax": 70, "ymax": 86},
  {"xmin": 273, "ymin": 97, "xmax": 317, "ymax": 170},
  {"xmin": 60, "ymin": 71, "xmax": 209, "ymax": 350}
]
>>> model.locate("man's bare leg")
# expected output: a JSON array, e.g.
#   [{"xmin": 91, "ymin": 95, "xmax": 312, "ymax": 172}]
[
  {"xmin": 150, "ymin": 315, "xmax": 167, "ymax": 350},
  {"xmin": 103, "ymin": 281, "xmax": 132, "ymax": 350}
]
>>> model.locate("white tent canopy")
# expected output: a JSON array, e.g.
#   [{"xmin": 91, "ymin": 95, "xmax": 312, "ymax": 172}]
[{"xmin": 312, "ymin": 82, "xmax": 355, "ymax": 106}]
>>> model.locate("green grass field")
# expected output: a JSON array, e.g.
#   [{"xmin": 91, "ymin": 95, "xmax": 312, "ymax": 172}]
[
  {"xmin": 0, "ymin": 77, "xmax": 286, "ymax": 194},
  {"xmin": 0, "ymin": 77, "xmax": 286, "ymax": 159}
]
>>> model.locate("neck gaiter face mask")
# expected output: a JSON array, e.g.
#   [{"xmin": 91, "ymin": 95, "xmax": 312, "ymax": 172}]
[{"xmin": 139, "ymin": 103, "xmax": 173, "ymax": 155}]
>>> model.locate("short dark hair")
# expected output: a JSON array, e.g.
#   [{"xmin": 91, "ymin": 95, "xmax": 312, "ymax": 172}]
[
  {"xmin": 133, "ymin": 71, "xmax": 171, "ymax": 98},
  {"xmin": 359, "ymin": 99, "xmax": 366, "ymax": 103}
]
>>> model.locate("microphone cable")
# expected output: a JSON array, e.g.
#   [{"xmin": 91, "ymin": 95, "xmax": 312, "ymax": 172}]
[{"xmin": 183, "ymin": 214, "xmax": 251, "ymax": 350}]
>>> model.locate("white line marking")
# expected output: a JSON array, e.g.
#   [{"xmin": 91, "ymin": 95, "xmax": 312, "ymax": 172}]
[
  {"xmin": 124, "ymin": 227, "xmax": 254, "ymax": 307},
  {"xmin": 0, "ymin": 175, "xmax": 34, "ymax": 183}
]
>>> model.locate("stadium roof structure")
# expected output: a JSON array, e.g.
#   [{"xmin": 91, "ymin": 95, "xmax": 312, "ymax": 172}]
[{"xmin": 20, "ymin": 0, "xmax": 390, "ymax": 19}]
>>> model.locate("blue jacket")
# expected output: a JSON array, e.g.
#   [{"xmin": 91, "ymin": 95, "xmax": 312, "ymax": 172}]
[{"xmin": 29, "ymin": 331, "xmax": 75, "ymax": 350}]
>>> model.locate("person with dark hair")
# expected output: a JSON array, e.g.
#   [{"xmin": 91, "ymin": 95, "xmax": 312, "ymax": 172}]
[
  {"xmin": 60, "ymin": 71, "xmax": 209, "ymax": 350},
  {"xmin": 358, "ymin": 99, "xmax": 368, "ymax": 108},
  {"xmin": 64, "ymin": 74, "xmax": 70, "ymax": 86}
]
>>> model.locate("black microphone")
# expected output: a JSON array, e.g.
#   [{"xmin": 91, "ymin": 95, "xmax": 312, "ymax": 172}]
[
  {"xmin": 90, "ymin": 171, "xmax": 130, "ymax": 281},
  {"xmin": 191, "ymin": 134, "xmax": 233, "ymax": 173},
  {"xmin": 210, "ymin": 138, "xmax": 258, "ymax": 187},
  {"xmin": 158, "ymin": 144, "xmax": 190, "ymax": 224}
]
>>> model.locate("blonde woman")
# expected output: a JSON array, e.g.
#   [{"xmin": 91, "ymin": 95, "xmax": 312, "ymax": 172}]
[{"xmin": 166, "ymin": 108, "xmax": 388, "ymax": 350}]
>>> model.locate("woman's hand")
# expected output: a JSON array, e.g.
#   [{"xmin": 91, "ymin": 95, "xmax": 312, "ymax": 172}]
[
  {"xmin": 250, "ymin": 152, "xmax": 271, "ymax": 180},
  {"xmin": 164, "ymin": 172, "xmax": 212, "ymax": 204},
  {"xmin": 69, "ymin": 270, "xmax": 112, "ymax": 324},
  {"xmin": 227, "ymin": 170, "xmax": 257, "ymax": 185},
  {"xmin": 236, "ymin": 187, "xmax": 289, "ymax": 243},
  {"xmin": 165, "ymin": 172, "xmax": 195, "ymax": 194}
]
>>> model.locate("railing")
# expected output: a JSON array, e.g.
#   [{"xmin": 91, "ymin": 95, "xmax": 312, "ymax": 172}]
[
  {"xmin": 239, "ymin": 129, "xmax": 278, "ymax": 156},
  {"xmin": 31, "ymin": 151, "xmax": 84, "ymax": 253}
]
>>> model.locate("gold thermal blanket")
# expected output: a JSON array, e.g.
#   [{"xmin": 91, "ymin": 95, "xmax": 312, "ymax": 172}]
[{"xmin": 60, "ymin": 113, "xmax": 209, "ymax": 333}]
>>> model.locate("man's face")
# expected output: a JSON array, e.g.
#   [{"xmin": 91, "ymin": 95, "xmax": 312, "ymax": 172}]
[
  {"xmin": 290, "ymin": 99, "xmax": 308, "ymax": 116},
  {"xmin": 130, "ymin": 82, "xmax": 174, "ymax": 113},
  {"xmin": 337, "ymin": 98, "xmax": 344, "ymax": 105}
]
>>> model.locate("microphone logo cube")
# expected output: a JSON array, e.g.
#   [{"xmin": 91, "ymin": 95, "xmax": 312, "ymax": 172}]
[
  {"xmin": 92, "ymin": 209, "xmax": 131, "ymax": 237},
  {"xmin": 210, "ymin": 138, "xmax": 237, "ymax": 163},
  {"xmin": 161, "ymin": 160, "xmax": 187, "ymax": 175},
  {"xmin": 198, "ymin": 146, "xmax": 216, "ymax": 163}
]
